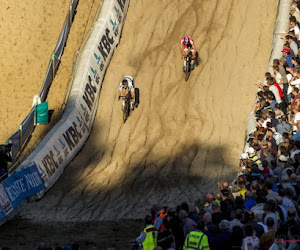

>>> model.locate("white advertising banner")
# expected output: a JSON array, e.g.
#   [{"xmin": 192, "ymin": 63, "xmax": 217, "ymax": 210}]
[{"xmin": 17, "ymin": 0, "xmax": 129, "ymax": 198}]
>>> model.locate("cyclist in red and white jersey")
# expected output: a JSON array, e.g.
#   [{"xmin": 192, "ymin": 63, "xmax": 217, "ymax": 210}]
[{"xmin": 180, "ymin": 36, "xmax": 197, "ymax": 72}]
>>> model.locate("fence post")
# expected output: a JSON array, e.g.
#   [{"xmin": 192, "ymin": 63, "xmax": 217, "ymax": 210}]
[
  {"xmin": 69, "ymin": 5, "xmax": 73, "ymax": 26},
  {"xmin": 19, "ymin": 125, "xmax": 23, "ymax": 151},
  {"xmin": 51, "ymin": 54, "xmax": 55, "ymax": 79}
]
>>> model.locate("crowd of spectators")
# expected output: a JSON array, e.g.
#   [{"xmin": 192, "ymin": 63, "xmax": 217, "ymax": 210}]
[
  {"xmin": 3, "ymin": 2, "xmax": 300, "ymax": 250},
  {"xmin": 130, "ymin": 2, "xmax": 300, "ymax": 250}
]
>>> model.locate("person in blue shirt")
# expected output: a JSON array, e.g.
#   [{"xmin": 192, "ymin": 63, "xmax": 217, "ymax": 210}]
[{"xmin": 282, "ymin": 48, "xmax": 294, "ymax": 68}]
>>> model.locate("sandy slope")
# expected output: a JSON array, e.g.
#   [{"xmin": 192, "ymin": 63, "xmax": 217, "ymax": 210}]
[{"xmin": 0, "ymin": 0, "xmax": 277, "ymax": 247}]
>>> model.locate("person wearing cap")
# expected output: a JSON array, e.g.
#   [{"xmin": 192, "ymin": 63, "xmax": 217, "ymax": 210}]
[
  {"xmin": 282, "ymin": 48, "xmax": 294, "ymax": 68},
  {"xmin": 238, "ymin": 153, "xmax": 249, "ymax": 172},
  {"xmin": 183, "ymin": 220, "xmax": 209, "ymax": 250},
  {"xmin": 247, "ymin": 147, "xmax": 263, "ymax": 170}
]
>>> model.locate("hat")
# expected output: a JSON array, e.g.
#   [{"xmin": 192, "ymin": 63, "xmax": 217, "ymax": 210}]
[
  {"xmin": 287, "ymin": 35, "xmax": 294, "ymax": 40},
  {"xmin": 290, "ymin": 7, "xmax": 296, "ymax": 11},
  {"xmin": 281, "ymin": 48, "xmax": 290, "ymax": 53},
  {"xmin": 279, "ymin": 155, "xmax": 288, "ymax": 162},
  {"xmin": 240, "ymin": 153, "xmax": 248, "ymax": 160},
  {"xmin": 247, "ymin": 147, "xmax": 255, "ymax": 154}
]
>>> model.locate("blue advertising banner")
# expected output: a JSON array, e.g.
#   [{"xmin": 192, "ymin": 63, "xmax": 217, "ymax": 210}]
[{"xmin": 1, "ymin": 165, "xmax": 45, "ymax": 208}]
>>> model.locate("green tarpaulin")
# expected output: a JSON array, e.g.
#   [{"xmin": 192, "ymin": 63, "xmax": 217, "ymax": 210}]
[{"xmin": 36, "ymin": 102, "xmax": 48, "ymax": 124}]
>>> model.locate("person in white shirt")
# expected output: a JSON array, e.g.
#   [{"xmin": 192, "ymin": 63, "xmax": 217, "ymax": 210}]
[
  {"xmin": 290, "ymin": 20, "xmax": 300, "ymax": 40},
  {"xmin": 273, "ymin": 65, "xmax": 284, "ymax": 90},
  {"xmin": 267, "ymin": 78, "xmax": 282, "ymax": 105}
]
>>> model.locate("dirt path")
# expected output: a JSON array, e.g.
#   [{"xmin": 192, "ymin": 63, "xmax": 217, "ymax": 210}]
[{"xmin": 0, "ymin": 0, "xmax": 277, "ymax": 248}]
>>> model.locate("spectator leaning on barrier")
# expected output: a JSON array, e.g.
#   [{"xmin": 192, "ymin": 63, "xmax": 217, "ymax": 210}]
[
  {"xmin": 282, "ymin": 48, "xmax": 294, "ymax": 69},
  {"xmin": 287, "ymin": 35, "xmax": 299, "ymax": 57}
]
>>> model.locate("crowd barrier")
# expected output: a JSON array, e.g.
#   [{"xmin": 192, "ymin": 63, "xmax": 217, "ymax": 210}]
[
  {"xmin": 0, "ymin": 0, "xmax": 129, "ymax": 226},
  {"xmin": 8, "ymin": 0, "xmax": 79, "ymax": 162},
  {"xmin": 244, "ymin": 0, "xmax": 292, "ymax": 145}
]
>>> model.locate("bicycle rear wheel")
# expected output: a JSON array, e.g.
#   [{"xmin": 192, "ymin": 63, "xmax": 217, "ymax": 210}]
[
  {"xmin": 185, "ymin": 60, "xmax": 190, "ymax": 81},
  {"xmin": 123, "ymin": 102, "xmax": 129, "ymax": 123}
]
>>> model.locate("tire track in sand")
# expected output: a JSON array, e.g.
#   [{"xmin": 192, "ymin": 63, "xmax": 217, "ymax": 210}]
[{"xmin": 18, "ymin": 0, "xmax": 277, "ymax": 223}]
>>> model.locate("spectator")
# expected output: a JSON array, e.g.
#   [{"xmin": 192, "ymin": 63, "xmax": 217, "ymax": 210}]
[
  {"xmin": 263, "ymin": 199, "xmax": 279, "ymax": 230},
  {"xmin": 287, "ymin": 35, "xmax": 299, "ymax": 57},
  {"xmin": 282, "ymin": 48, "xmax": 294, "ymax": 68},
  {"xmin": 135, "ymin": 215, "xmax": 158, "ymax": 249},
  {"xmin": 211, "ymin": 201, "xmax": 225, "ymax": 226},
  {"xmin": 244, "ymin": 190, "xmax": 256, "ymax": 211},
  {"xmin": 276, "ymin": 115, "xmax": 292, "ymax": 136},
  {"xmin": 151, "ymin": 203, "xmax": 167, "ymax": 231},
  {"xmin": 188, "ymin": 204, "xmax": 200, "ymax": 224},
  {"xmin": 266, "ymin": 181, "xmax": 278, "ymax": 200},
  {"xmin": 290, "ymin": 173, "xmax": 300, "ymax": 199},
  {"xmin": 260, "ymin": 217, "xmax": 277, "ymax": 250},
  {"xmin": 178, "ymin": 209, "xmax": 197, "ymax": 237},
  {"xmin": 167, "ymin": 208, "xmax": 185, "ymax": 249},
  {"xmin": 203, "ymin": 212, "xmax": 219, "ymax": 236},
  {"xmin": 254, "ymin": 213, "xmax": 268, "ymax": 234},
  {"xmin": 241, "ymin": 224, "xmax": 260, "ymax": 250},
  {"xmin": 229, "ymin": 209, "xmax": 244, "ymax": 232},
  {"xmin": 0, "ymin": 144, "xmax": 12, "ymax": 180},
  {"xmin": 203, "ymin": 193, "xmax": 214, "ymax": 214},
  {"xmin": 281, "ymin": 174, "xmax": 297, "ymax": 199},
  {"xmin": 183, "ymin": 220, "xmax": 209, "ymax": 250},
  {"xmin": 290, "ymin": 6, "xmax": 300, "ymax": 23},
  {"xmin": 207, "ymin": 220, "xmax": 232, "ymax": 250},
  {"xmin": 231, "ymin": 226, "xmax": 243, "ymax": 249}
]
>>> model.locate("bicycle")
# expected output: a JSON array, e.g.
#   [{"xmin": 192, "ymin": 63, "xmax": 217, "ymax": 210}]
[
  {"xmin": 184, "ymin": 50, "xmax": 193, "ymax": 81},
  {"xmin": 121, "ymin": 91, "xmax": 131, "ymax": 124}
]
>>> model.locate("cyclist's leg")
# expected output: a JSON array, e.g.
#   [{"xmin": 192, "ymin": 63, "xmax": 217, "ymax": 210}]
[
  {"xmin": 121, "ymin": 88, "xmax": 126, "ymax": 109},
  {"xmin": 183, "ymin": 46, "xmax": 188, "ymax": 71},
  {"xmin": 190, "ymin": 48, "xmax": 196, "ymax": 70},
  {"xmin": 130, "ymin": 89, "xmax": 135, "ymax": 109}
]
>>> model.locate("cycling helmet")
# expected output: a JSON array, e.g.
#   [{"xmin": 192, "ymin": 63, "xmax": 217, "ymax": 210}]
[{"xmin": 122, "ymin": 78, "xmax": 128, "ymax": 86}]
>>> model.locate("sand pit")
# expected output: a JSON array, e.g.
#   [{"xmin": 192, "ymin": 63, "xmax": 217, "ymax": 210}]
[{"xmin": 0, "ymin": 0, "xmax": 277, "ymax": 248}]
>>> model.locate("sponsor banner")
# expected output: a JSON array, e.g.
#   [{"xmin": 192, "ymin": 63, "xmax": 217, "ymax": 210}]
[
  {"xmin": 33, "ymin": 110, "xmax": 88, "ymax": 189},
  {"xmin": 1, "ymin": 165, "xmax": 45, "ymax": 209},
  {"xmin": 74, "ymin": 3, "xmax": 127, "ymax": 130},
  {"xmin": 17, "ymin": 0, "xmax": 129, "ymax": 198}
]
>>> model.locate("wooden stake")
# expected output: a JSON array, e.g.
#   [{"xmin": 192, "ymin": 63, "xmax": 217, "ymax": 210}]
[{"xmin": 52, "ymin": 54, "xmax": 55, "ymax": 78}]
